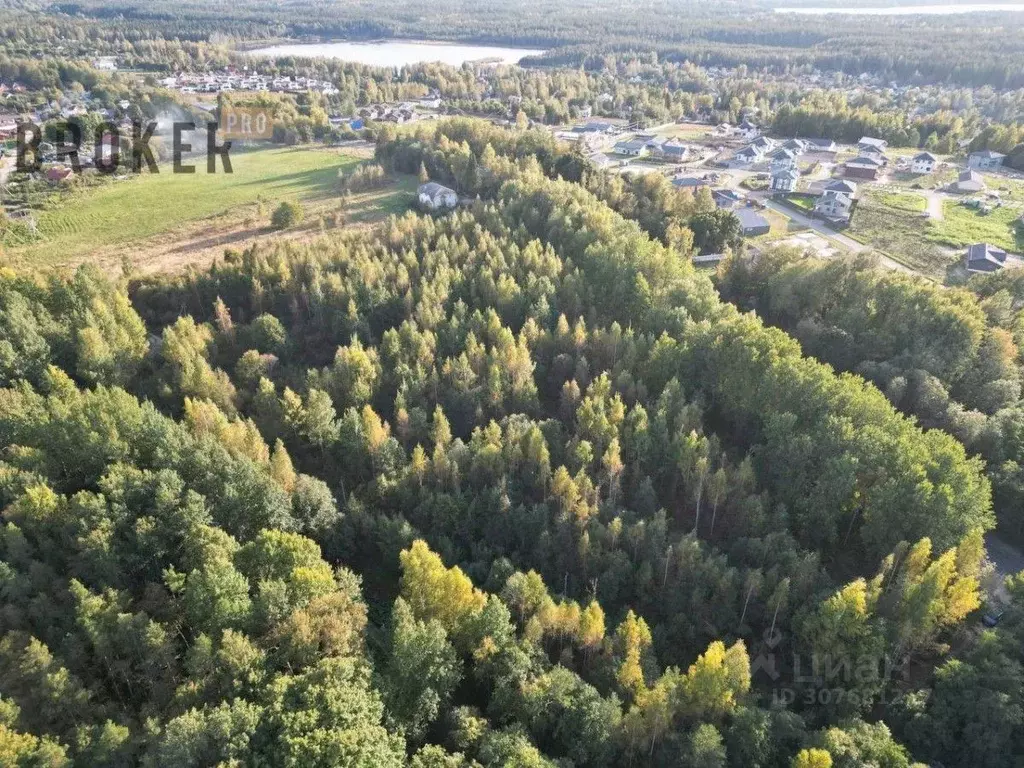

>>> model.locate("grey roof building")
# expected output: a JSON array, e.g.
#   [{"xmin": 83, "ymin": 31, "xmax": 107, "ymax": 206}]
[
  {"xmin": 965, "ymin": 242, "xmax": 1008, "ymax": 272},
  {"xmin": 734, "ymin": 207, "xmax": 771, "ymax": 236}
]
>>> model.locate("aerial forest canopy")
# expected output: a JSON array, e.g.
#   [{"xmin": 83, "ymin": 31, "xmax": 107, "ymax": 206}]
[
  {"xmin": 6, "ymin": 0, "xmax": 1024, "ymax": 87},
  {"xmin": 0, "ymin": 118, "xmax": 1019, "ymax": 767}
]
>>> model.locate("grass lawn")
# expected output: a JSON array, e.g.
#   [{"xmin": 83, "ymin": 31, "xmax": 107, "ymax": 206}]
[
  {"xmin": 987, "ymin": 176, "xmax": 1024, "ymax": 203},
  {"xmin": 927, "ymin": 200, "xmax": 1024, "ymax": 253},
  {"xmin": 872, "ymin": 190, "xmax": 927, "ymax": 213},
  {"xmin": 4, "ymin": 145, "xmax": 365, "ymax": 267},
  {"xmin": 849, "ymin": 197, "xmax": 955, "ymax": 278},
  {"xmin": 783, "ymin": 193, "xmax": 816, "ymax": 213},
  {"xmin": 651, "ymin": 122, "xmax": 712, "ymax": 141},
  {"xmin": 890, "ymin": 167, "xmax": 956, "ymax": 191}
]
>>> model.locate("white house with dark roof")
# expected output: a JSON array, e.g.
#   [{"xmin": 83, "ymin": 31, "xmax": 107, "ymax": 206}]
[
  {"xmin": 857, "ymin": 136, "xmax": 888, "ymax": 154},
  {"xmin": 911, "ymin": 152, "xmax": 939, "ymax": 174},
  {"xmin": 771, "ymin": 167, "xmax": 800, "ymax": 193},
  {"xmin": 781, "ymin": 138, "xmax": 807, "ymax": 155},
  {"xmin": 965, "ymin": 242, "xmax": 1008, "ymax": 272},
  {"xmin": 968, "ymin": 150, "xmax": 1006, "ymax": 171},
  {"xmin": 712, "ymin": 188, "xmax": 744, "ymax": 209},
  {"xmin": 749, "ymin": 136, "xmax": 776, "ymax": 155},
  {"xmin": 730, "ymin": 146, "xmax": 761, "ymax": 167},
  {"xmin": 770, "ymin": 147, "xmax": 797, "ymax": 172},
  {"xmin": 613, "ymin": 137, "xmax": 649, "ymax": 156},
  {"xmin": 815, "ymin": 182, "xmax": 857, "ymax": 222},
  {"xmin": 824, "ymin": 179, "xmax": 858, "ymax": 196},
  {"xmin": 803, "ymin": 138, "xmax": 838, "ymax": 154},
  {"xmin": 738, "ymin": 120, "xmax": 761, "ymax": 140}
]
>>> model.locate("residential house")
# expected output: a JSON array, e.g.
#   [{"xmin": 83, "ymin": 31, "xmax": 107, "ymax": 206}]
[
  {"xmin": 656, "ymin": 139, "xmax": 690, "ymax": 162},
  {"xmin": 613, "ymin": 137, "xmax": 649, "ymax": 157},
  {"xmin": 770, "ymin": 147, "xmax": 797, "ymax": 172},
  {"xmin": 590, "ymin": 154, "xmax": 620, "ymax": 170},
  {"xmin": 572, "ymin": 121, "xmax": 616, "ymax": 135},
  {"xmin": 803, "ymin": 138, "xmax": 838, "ymax": 155},
  {"xmin": 576, "ymin": 104, "xmax": 593, "ymax": 119},
  {"xmin": 737, "ymin": 120, "xmax": 761, "ymax": 140},
  {"xmin": 814, "ymin": 181, "xmax": 857, "ymax": 222},
  {"xmin": 672, "ymin": 176, "xmax": 710, "ymax": 191},
  {"xmin": 730, "ymin": 146, "xmax": 760, "ymax": 167},
  {"xmin": 844, "ymin": 154, "xmax": 884, "ymax": 180},
  {"xmin": 911, "ymin": 152, "xmax": 939, "ymax": 174},
  {"xmin": 857, "ymin": 136, "xmax": 888, "ymax": 154},
  {"xmin": 749, "ymin": 136, "xmax": 776, "ymax": 156},
  {"xmin": 968, "ymin": 150, "xmax": 1006, "ymax": 171},
  {"xmin": 954, "ymin": 169, "xmax": 986, "ymax": 193},
  {"xmin": 712, "ymin": 189, "xmax": 744, "ymax": 209},
  {"xmin": 781, "ymin": 138, "xmax": 807, "ymax": 155},
  {"xmin": 770, "ymin": 167, "xmax": 800, "ymax": 193},
  {"xmin": 735, "ymin": 207, "xmax": 771, "ymax": 236},
  {"xmin": 417, "ymin": 182, "xmax": 458, "ymax": 211},
  {"xmin": 824, "ymin": 179, "xmax": 858, "ymax": 196},
  {"xmin": 964, "ymin": 242, "xmax": 1008, "ymax": 272},
  {"xmin": 641, "ymin": 135, "xmax": 667, "ymax": 154}
]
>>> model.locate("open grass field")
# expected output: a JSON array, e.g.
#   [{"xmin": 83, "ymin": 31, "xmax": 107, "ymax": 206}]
[
  {"xmin": 849, "ymin": 196, "xmax": 955, "ymax": 279},
  {"xmin": 872, "ymin": 190, "xmax": 927, "ymax": 213},
  {"xmin": 3, "ymin": 145, "xmax": 399, "ymax": 269},
  {"xmin": 927, "ymin": 200, "xmax": 1024, "ymax": 253},
  {"xmin": 650, "ymin": 122, "xmax": 714, "ymax": 141}
]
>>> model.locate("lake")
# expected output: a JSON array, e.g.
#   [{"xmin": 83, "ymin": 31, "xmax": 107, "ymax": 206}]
[
  {"xmin": 776, "ymin": 3, "xmax": 1024, "ymax": 14},
  {"xmin": 248, "ymin": 39, "xmax": 545, "ymax": 67}
]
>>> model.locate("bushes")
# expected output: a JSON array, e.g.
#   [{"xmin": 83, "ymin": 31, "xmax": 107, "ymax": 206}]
[
  {"xmin": 270, "ymin": 201, "xmax": 304, "ymax": 230},
  {"xmin": 339, "ymin": 163, "xmax": 388, "ymax": 193}
]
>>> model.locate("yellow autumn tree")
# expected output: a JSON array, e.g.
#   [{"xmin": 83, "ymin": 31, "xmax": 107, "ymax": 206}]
[
  {"xmin": 676, "ymin": 639, "xmax": 751, "ymax": 720},
  {"xmin": 399, "ymin": 540, "xmax": 486, "ymax": 635},
  {"xmin": 615, "ymin": 610, "xmax": 653, "ymax": 698},
  {"xmin": 793, "ymin": 748, "xmax": 833, "ymax": 768}
]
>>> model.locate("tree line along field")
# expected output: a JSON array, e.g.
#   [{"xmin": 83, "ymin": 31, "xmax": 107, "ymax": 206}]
[{"xmin": 1, "ymin": 145, "xmax": 411, "ymax": 269}]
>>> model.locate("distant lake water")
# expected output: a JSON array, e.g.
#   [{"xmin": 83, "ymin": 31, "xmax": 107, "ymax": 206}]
[
  {"xmin": 776, "ymin": 3, "xmax": 1024, "ymax": 14},
  {"xmin": 248, "ymin": 39, "xmax": 546, "ymax": 67}
]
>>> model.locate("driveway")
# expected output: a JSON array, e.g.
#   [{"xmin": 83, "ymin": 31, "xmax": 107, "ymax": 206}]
[{"xmin": 922, "ymin": 189, "xmax": 945, "ymax": 220}]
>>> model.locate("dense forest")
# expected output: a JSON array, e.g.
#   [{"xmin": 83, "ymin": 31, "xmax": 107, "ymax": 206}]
[
  {"xmin": 0, "ymin": 118, "xmax": 1020, "ymax": 767},
  {"xmin": 5, "ymin": 0, "xmax": 1024, "ymax": 88},
  {"xmin": 718, "ymin": 250, "xmax": 1024, "ymax": 545}
]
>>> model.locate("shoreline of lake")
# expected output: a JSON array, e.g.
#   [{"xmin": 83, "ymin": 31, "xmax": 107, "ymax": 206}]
[
  {"xmin": 776, "ymin": 3, "xmax": 1024, "ymax": 14},
  {"xmin": 247, "ymin": 38, "xmax": 546, "ymax": 67}
]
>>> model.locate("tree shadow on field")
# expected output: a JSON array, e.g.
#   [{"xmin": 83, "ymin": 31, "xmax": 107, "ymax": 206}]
[{"xmin": 237, "ymin": 167, "xmax": 341, "ymax": 198}]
